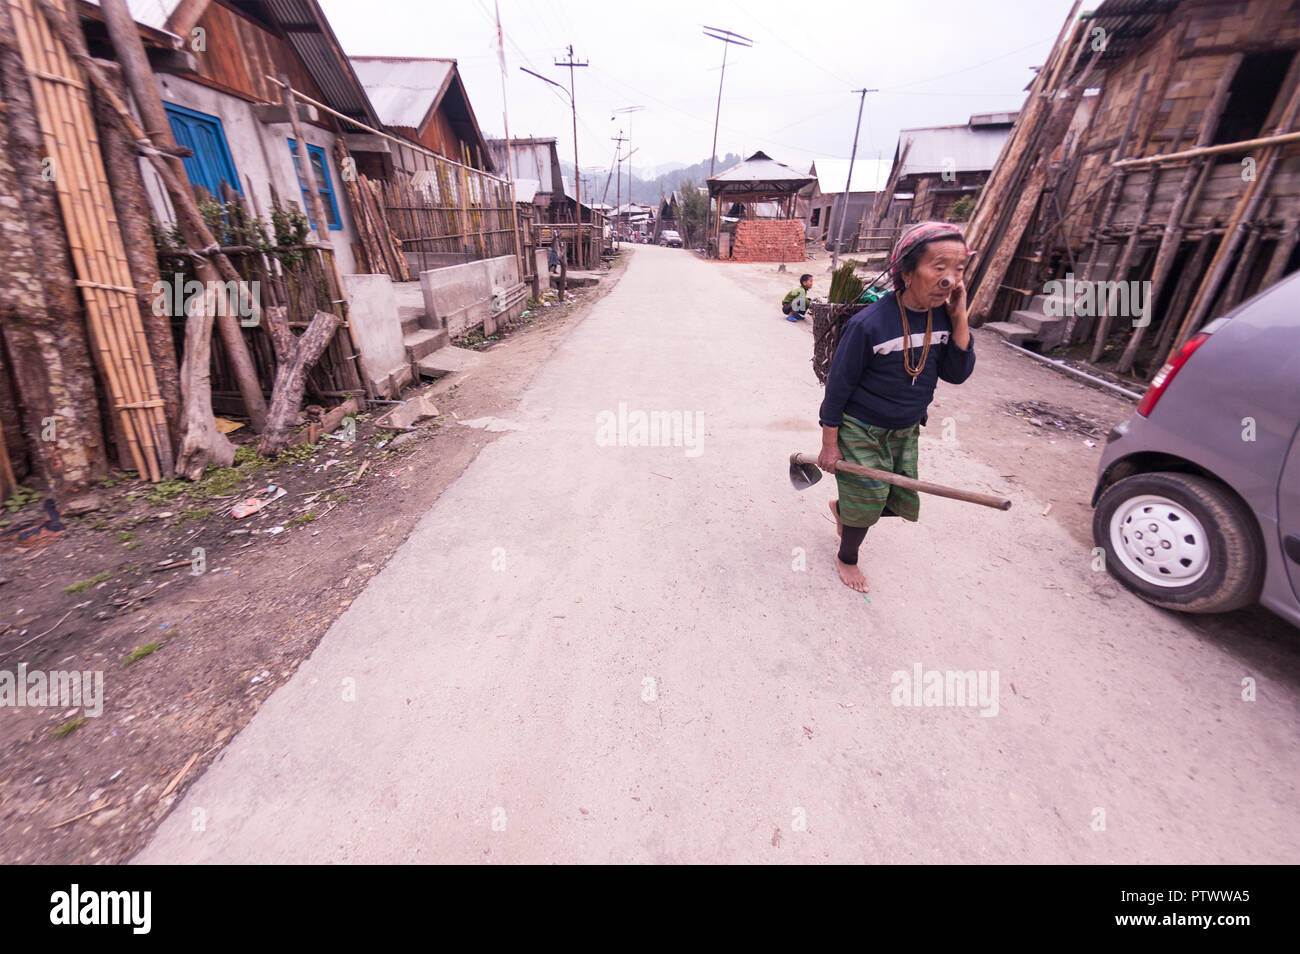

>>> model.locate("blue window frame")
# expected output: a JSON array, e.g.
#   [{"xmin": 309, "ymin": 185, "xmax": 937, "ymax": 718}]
[
  {"xmin": 163, "ymin": 103, "xmax": 242, "ymax": 200},
  {"xmin": 287, "ymin": 139, "xmax": 342, "ymax": 231}
]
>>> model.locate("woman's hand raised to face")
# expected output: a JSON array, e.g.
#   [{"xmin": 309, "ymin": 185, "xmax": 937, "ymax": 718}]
[{"xmin": 946, "ymin": 279, "xmax": 968, "ymax": 325}]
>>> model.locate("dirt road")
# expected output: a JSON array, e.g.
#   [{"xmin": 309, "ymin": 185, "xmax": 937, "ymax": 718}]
[{"xmin": 136, "ymin": 245, "xmax": 1300, "ymax": 864}]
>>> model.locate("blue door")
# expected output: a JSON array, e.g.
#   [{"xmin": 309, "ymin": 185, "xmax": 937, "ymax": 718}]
[{"xmin": 164, "ymin": 103, "xmax": 242, "ymax": 200}]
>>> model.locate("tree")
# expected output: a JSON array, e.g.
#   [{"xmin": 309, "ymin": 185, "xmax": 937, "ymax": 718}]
[{"xmin": 677, "ymin": 182, "xmax": 709, "ymax": 247}]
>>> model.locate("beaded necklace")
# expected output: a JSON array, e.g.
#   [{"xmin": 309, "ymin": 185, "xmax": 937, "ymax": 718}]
[{"xmin": 896, "ymin": 292, "xmax": 934, "ymax": 384}]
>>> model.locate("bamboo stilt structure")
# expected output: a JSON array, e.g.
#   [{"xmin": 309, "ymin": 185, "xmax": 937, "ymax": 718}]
[
  {"xmin": 1148, "ymin": 230, "xmax": 1217, "ymax": 375},
  {"xmin": 1259, "ymin": 217, "xmax": 1300, "ymax": 290},
  {"xmin": 1163, "ymin": 56, "xmax": 1300, "ymax": 360},
  {"xmin": 1115, "ymin": 53, "xmax": 1243, "ymax": 374},
  {"xmin": 1088, "ymin": 120, "xmax": 1192, "ymax": 364}
]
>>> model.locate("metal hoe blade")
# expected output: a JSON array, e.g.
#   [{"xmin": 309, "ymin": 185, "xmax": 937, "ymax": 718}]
[{"xmin": 788, "ymin": 453, "xmax": 823, "ymax": 491}]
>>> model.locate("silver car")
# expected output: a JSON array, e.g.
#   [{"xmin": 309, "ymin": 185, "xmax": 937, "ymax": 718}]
[{"xmin": 1091, "ymin": 271, "xmax": 1300, "ymax": 626}]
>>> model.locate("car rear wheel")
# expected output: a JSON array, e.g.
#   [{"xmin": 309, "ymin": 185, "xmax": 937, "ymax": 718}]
[{"xmin": 1092, "ymin": 471, "xmax": 1264, "ymax": 613}]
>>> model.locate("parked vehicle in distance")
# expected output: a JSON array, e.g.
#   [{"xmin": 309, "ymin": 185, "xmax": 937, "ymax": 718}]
[
  {"xmin": 660, "ymin": 230, "xmax": 683, "ymax": 248},
  {"xmin": 1090, "ymin": 270, "xmax": 1300, "ymax": 627}
]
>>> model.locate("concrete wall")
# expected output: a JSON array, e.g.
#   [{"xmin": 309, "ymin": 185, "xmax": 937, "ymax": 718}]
[
  {"xmin": 341, "ymin": 274, "xmax": 412, "ymax": 399},
  {"xmin": 419, "ymin": 255, "xmax": 525, "ymax": 338},
  {"xmin": 142, "ymin": 75, "xmax": 359, "ymax": 276}
]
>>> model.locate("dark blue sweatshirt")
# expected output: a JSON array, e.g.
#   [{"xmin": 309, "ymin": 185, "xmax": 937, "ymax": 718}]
[{"xmin": 818, "ymin": 291, "xmax": 976, "ymax": 430}]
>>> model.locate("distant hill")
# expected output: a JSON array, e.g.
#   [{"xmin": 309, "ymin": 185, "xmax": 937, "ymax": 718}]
[{"xmin": 561, "ymin": 153, "xmax": 743, "ymax": 205}]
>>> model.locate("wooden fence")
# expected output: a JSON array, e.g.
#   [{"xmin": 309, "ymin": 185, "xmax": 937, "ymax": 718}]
[
  {"xmin": 160, "ymin": 245, "xmax": 365, "ymax": 415},
  {"xmin": 378, "ymin": 159, "xmax": 518, "ymax": 274}
]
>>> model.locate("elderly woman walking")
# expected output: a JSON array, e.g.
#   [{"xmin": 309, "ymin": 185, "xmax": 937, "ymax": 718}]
[{"xmin": 818, "ymin": 222, "xmax": 977, "ymax": 592}]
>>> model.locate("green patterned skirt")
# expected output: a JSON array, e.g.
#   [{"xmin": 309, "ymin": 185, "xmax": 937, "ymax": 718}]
[{"xmin": 835, "ymin": 414, "xmax": 920, "ymax": 528}]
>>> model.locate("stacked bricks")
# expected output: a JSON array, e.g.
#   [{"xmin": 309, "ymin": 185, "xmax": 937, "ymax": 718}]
[{"xmin": 728, "ymin": 219, "xmax": 806, "ymax": 263}]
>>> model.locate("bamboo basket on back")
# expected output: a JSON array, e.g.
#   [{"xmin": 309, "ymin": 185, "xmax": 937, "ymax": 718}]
[{"xmin": 811, "ymin": 262, "xmax": 869, "ymax": 385}]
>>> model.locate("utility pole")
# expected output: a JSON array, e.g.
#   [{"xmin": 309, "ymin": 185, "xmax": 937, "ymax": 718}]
[
  {"xmin": 702, "ymin": 26, "xmax": 752, "ymax": 256},
  {"xmin": 832, "ymin": 88, "xmax": 877, "ymax": 272},
  {"xmin": 612, "ymin": 105, "xmax": 644, "ymax": 238},
  {"xmin": 555, "ymin": 45, "xmax": 588, "ymax": 267},
  {"xmin": 611, "ymin": 131, "xmax": 627, "ymax": 250},
  {"xmin": 494, "ymin": 1, "xmax": 524, "ymax": 279}
]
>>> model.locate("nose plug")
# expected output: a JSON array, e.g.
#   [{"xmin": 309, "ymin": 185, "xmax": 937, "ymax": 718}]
[{"xmin": 939, "ymin": 279, "xmax": 951, "ymax": 288}]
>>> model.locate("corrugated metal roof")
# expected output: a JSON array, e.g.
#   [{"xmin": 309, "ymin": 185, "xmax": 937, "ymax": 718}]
[
  {"xmin": 895, "ymin": 123, "xmax": 1012, "ymax": 177},
  {"xmin": 809, "ymin": 158, "xmax": 892, "ymax": 195},
  {"xmin": 709, "ymin": 151, "xmax": 814, "ymax": 196},
  {"xmin": 350, "ymin": 56, "xmax": 456, "ymax": 129},
  {"xmin": 1083, "ymin": 0, "xmax": 1180, "ymax": 66},
  {"xmin": 486, "ymin": 139, "xmax": 559, "ymax": 193},
  {"xmin": 274, "ymin": 0, "xmax": 380, "ymax": 126},
  {"xmin": 512, "ymin": 178, "xmax": 540, "ymax": 203}
]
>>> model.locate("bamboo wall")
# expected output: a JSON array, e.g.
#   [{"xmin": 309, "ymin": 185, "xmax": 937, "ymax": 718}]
[{"xmin": 377, "ymin": 156, "xmax": 519, "ymax": 274}]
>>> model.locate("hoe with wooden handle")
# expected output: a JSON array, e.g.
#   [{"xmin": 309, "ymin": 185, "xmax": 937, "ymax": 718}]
[{"xmin": 788, "ymin": 453, "xmax": 1012, "ymax": 511}]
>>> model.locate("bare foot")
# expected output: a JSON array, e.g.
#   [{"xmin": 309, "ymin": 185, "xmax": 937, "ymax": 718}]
[
  {"xmin": 829, "ymin": 499, "xmax": 841, "ymax": 538},
  {"xmin": 836, "ymin": 558, "xmax": 869, "ymax": 592}
]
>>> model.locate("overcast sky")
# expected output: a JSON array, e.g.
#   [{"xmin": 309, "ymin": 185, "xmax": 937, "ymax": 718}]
[{"xmin": 318, "ymin": 0, "xmax": 1080, "ymax": 179}]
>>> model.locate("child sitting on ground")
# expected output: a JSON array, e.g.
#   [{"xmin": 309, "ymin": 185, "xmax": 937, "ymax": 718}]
[{"xmin": 782, "ymin": 274, "xmax": 814, "ymax": 321}]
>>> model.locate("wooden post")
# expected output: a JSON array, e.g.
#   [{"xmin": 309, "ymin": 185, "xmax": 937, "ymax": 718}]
[
  {"xmin": 1148, "ymin": 230, "xmax": 1217, "ymax": 375},
  {"xmin": 93, "ymin": 0, "xmax": 268, "ymax": 436},
  {"xmin": 1115, "ymin": 54, "xmax": 1243, "ymax": 374},
  {"xmin": 257, "ymin": 307, "xmax": 342, "ymax": 454},
  {"xmin": 281, "ymin": 74, "xmax": 330, "ymax": 243},
  {"xmin": 93, "ymin": 62, "xmax": 182, "ymax": 456},
  {"xmin": 1259, "ymin": 217, "xmax": 1300, "ymax": 290},
  {"xmin": 1164, "ymin": 57, "xmax": 1300, "ymax": 359}
]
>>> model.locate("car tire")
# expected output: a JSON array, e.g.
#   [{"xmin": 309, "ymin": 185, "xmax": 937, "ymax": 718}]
[{"xmin": 1092, "ymin": 471, "xmax": 1264, "ymax": 613}]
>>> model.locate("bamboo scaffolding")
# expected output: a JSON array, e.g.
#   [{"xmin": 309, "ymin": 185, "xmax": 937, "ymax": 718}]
[
  {"xmin": 10, "ymin": 0, "xmax": 168, "ymax": 480},
  {"xmin": 1163, "ymin": 55, "xmax": 1300, "ymax": 359},
  {"xmin": 1114, "ymin": 53, "xmax": 1243, "ymax": 374}
]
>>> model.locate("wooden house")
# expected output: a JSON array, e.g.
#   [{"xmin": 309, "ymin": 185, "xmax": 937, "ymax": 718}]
[
  {"xmin": 856, "ymin": 113, "xmax": 1016, "ymax": 254},
  {"xmin": 486, "ymin": 136, "xmax": 567, "ymax": 221},
  {"xmin": 802, "ymin": 158, "xmax": 891, "ymax": 250},
  {"xmin": 349, "ymin": 56, "xmax": 495, "ymax": 178},
  {"xmin": 965, "ymin": 0, "xmax": 1300, "ymax": 377}
]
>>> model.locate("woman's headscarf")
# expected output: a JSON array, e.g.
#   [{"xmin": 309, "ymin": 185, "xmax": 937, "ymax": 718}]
[{"xmin": 889, "ymin": 221, "xmax": 969, "ymax": 292}]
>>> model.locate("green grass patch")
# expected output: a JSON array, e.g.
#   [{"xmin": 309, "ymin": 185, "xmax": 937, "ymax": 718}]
[
  {"xmin": 51, "ymin": 718, "xmax": 84, "ymax": 738},
  {"xmin": 284, "ymin": 512, "xmax": 317, "ymax": 528},
  {"xmin": 276, "ymin": 442, "xmax": 317, "ymax": 465},
  {"xmin": 124, "ymin": 642, "xmax": 161, "ymax": 666},
  {"xmin": 146, "ymin": 479, "xmax": 190, "ymax": 504},
  {"xmin": 116, "ymin": 531, "xmax": 134, "ymax": 543},
  {"xmin": 63, "ymin": 571, "xmax": 112, "ymax": 594},
  {"xmin": 4, "ymin": 487, "xmax": 40, "ymax": 512},
  {"xmin": 179, "ymin": 506, "xmax": 213, "ymax": 523}
]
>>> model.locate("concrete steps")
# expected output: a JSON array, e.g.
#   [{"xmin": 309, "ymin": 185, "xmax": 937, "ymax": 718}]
[
  {"xmin": 983, "ymin": 321, "xmax": 1035, "ymax": 346},
  {"xmin": 403, "ymin": 327, "xmax": 448, "ymax": 363},
  {"xmin": 398, "ymin": 305, "xmax": 424, "ymax": 335},
  {"xmin": 416, "ymin": 346, "xmax": 483, "ymax": 378},
  {"xmin": 1009, "ymin": 309, "xmax": 1067, "ymax": 348},
  {"xmin": 549, "ymin": 271, "xmax": 600, "ymax": 289}
]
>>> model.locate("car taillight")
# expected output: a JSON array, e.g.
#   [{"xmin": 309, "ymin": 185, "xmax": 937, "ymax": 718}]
[{"xmin": 1137, "ymin": 332, "xmax": 1211, "ymax": 417}]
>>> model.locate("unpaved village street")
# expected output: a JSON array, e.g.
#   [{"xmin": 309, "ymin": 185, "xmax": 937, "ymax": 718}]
[{"xmin": 136, "ymin": 245, "xmax": 1299, "ymax": 864}]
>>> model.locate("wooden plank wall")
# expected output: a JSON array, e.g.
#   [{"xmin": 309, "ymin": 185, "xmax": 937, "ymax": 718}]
[
  {"xmin": 186, "ymin": 2, "xmax": 325, "ymax": 114},
  {"xmin": 1063, "ymin": 0, "xmax": 1300, "ymax": 248}
]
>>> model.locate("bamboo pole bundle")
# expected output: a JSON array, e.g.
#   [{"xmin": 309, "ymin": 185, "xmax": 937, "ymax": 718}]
[{"xmin": 9, "ymin": 0, "xmax": 168, "ymax": 480}]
